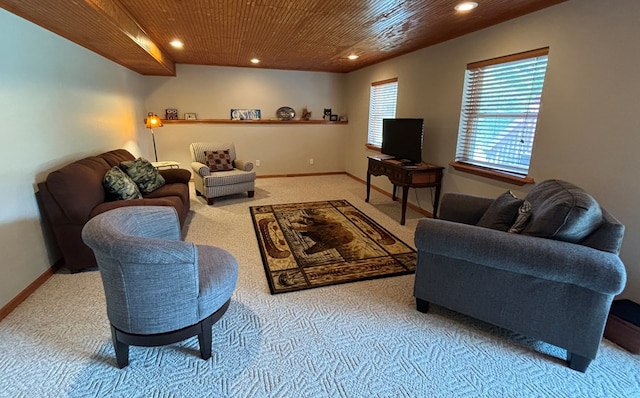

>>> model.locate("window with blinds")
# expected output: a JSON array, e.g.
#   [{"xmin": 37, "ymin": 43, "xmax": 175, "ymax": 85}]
[
  {"xmin": 367, "ymin": 78, "xmax": 398, "ymax": 148},
  {"xmin": 455, "ymin": 48, "xmax": 549, "ymax": 177}
]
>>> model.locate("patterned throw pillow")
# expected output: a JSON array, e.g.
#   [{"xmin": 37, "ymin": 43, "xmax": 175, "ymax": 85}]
[
  {"xmin": 476, "ymin": 191, "xmax": 523, "ymax": 232},
  {"xmin": 119, "ymin": 157, "xmax": 165, "ymax": 193},
  {"xmin": 204, "ymin": 150, "xmax": 233, "ymax": 172},
  {"xmin": 103, "ymin": 166, "xmax": 142, "ymax": 200},
  {"xmin": 508, "ymin": 200, "xmax": 532, "ymax": 234}
]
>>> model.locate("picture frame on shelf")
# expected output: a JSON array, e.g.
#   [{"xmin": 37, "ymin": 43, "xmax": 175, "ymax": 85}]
[
  {"xmin": 185, "ymin": 113, "xmax": 197, "ymax": 120},
  {"xmin": 231, "ymin": 109, "xmax": 261, "ymax": 120},
  {"xmin": 165, "ymin": 108, "xmax": 178, "ymax": 120},
  {"xmin": 330, "ymin": 114, "xmax": 338, "ymax": 121}
]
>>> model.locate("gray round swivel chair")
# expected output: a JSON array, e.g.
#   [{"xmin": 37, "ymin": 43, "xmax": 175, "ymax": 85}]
[{"xmin": 82, "ymin": 206, "xmax": 238, "ymax": 368}]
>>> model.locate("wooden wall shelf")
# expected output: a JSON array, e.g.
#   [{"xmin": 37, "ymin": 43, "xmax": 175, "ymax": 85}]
[{"xmin": 161, "ymin": 119, "xmax": 347, "ymax": 125}]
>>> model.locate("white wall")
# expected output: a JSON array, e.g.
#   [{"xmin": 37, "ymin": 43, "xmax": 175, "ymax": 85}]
[
  {"xmin": 0, "ymin": 9, "xmax": 147, "ymax": 309},
  {"xmin": 143, "ymin": 65, "xmax": 348, "ymax": 175},
  {"xmin": 4, "ymin": 0, "xmax": 640, "ymax": 309},
  {"xmin": 345, "ymin": 0, "xmax": 640, "ymax": 302}
]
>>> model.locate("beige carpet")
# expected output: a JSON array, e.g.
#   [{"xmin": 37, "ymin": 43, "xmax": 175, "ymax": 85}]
[{"xmin": 1, "ymin": 175, "xmax": 639, "ymax": 398}]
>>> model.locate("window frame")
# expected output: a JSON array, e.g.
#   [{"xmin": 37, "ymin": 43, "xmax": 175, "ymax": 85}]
[
  {"xmin": 366, "ymin": 78, "xmax": 398, "ymax": 150},
  {"xmin": 451, "ymin": 48, "xmax": 549, "ymax": 185}
]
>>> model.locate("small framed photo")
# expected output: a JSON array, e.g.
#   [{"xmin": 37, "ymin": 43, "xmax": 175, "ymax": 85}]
[
  {"xmin": 330, "ymin": 114, "xmax": 338, "ymax": 121},
  {"xmin": 185, "ymin": 113, "xmax": 197, "ymax": 120},
  {"xmin": 165, "ymin": 108, "xmax": 178, "ymax": 120}
]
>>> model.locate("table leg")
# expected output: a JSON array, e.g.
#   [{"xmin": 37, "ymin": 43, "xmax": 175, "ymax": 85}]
[
  {"xmin": 392, "ymin": 185, "xmax": 397, "ymax": 201},
  {"xmin": 365, "ymin": 173, "xmax": 371, "ymax": 202},
  {"xmin": 433, "ymin": 182, "xmax": 442, "ymax": 219},
  {"xmin": 400, "ymin": 186, "xmax": 409, "ymax": 225}
]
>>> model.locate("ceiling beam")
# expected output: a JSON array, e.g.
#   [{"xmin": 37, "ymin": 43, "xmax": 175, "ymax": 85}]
[
  {"xmin": 0, "ymin": 0, "xmax": 175, "ymax": 76},
  {"xmin": 86, "ymin": 0, "xmax": 174, "ymax": 75}
]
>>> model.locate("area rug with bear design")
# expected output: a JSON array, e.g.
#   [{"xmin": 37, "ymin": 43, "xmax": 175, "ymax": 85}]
[{"xmin": 250, "ymin": 200, "xmax": 416, "ymax": 294}]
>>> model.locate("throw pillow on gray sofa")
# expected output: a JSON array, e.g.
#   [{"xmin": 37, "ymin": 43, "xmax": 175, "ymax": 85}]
[
  {"xmin": 476, "ymin": 190, "xmax": 523, "ymax": 231},
  {"xmin": 522, "ymin": 179, "xmax": 602, "ymax": 243}
]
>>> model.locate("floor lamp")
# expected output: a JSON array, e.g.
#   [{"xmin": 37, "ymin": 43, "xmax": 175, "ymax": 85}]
[{"xmin": 144, "ymin": 112, "xmax": 164, "ymax": 162}]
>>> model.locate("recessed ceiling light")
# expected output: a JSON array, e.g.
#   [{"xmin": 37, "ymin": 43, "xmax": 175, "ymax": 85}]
[
  {"xmin": 250, "ymin": 58, "xmax": 260, "ymax": 64},
  {"xmin": 455, "ymin": 2, "xmax": 478, "ymax": 12},
  {"xmin": 347, "ymin": 54, "xmax": 359, "ymax": 60},
  {"xmin": 170, "ymin": 40, "xmax": 184, "ymax": 49}
]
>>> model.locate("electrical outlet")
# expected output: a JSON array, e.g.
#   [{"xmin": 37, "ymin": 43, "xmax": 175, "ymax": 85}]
[
  {"xmin": 309, "ymin": 158, "xmax": 314, "ymax": 165},
  {"xmin": 255, "ymin": 160, "xmax": 261, "ymax": 166}
]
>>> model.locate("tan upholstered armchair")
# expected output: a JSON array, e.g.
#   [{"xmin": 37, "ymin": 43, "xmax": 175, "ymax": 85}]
[{"xmin": 189, "ymin": 142, "xmax": 256, "ymax": 205}]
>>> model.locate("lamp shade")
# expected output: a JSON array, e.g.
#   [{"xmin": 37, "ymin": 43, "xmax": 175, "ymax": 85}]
[{"xmin": 145, "ymin": 112, "xmax": 163, "ymax": 128}]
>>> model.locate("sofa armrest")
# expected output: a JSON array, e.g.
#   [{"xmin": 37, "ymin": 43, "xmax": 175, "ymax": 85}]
[
  {"xmin": 414, "ymin": 218, "xmax": 627, "ymax": 295},
  {"xmin": 159, "ymin": 168, "xmax": 191, "ymax": 184},
  {"xmin": 234, "ymin": 158, "xmax": 254, "ymax": 171},
  {"xmin": 192, "ymin": 161, "xmax": 210, "ymax": 177},
  {"xmin": 37, "ymin": 181, "xmax": 68, "ymax": 225}
]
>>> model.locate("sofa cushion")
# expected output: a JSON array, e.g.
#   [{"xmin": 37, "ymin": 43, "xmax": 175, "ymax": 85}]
[
  {"xmin": 103, "ymin": 166, "xmax": 142, "ymax": 200},
  {"xmin": 522, "ymin": 179, "xmax": 602, "ymax": 243},
  {"xmin": 100, "ymin": 149, "xmax": 135, "ymax": 167},
  {"xmin": 580, "ymin": 210, "xmax": 625, "ymax": 254},
  {"xmin": 476, "ymin": 191, "xmax": 523, "ymax": 232},
  {"xmin": 120, "ymin": 158, "xmax": 165, "ymax": 193},
  {"xmin": 204, "ymin": 150, "xmax": 233, "ymax": 171},
  {"xmin": 144, "ymin": 183, "xmax": 190, "ymax": 208},
  {"xmin": 45, "ymin": 156, "xmax": 112, "ymax": 224},
  {"xmin": 158, "ymin": 168, "xmax": 192, "ymax": 184},
  {"xmin": 203, "ymin": 169, "xmax": 256, "ymax": 187}
]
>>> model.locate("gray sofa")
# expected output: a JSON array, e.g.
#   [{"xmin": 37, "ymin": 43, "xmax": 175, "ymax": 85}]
[{"xmin": 413, "ymin": 179, "xmax": 627, "ymax": 372}]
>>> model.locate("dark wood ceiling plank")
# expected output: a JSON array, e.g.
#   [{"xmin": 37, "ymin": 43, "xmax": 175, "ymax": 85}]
[{"xmin": 0, "ymin": 0, "xmax": 568, "ymax": 75}]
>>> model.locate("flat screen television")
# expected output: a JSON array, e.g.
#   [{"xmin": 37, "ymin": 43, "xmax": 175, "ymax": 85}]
[{"xmin": 381, "ymin": 118, "xmax": 424, "ymax": 164}]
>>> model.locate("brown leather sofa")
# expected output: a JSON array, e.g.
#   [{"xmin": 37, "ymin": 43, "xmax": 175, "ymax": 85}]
[{"xmin": 38, "ymin": 149, "xmax": 191, "ymax": 273}]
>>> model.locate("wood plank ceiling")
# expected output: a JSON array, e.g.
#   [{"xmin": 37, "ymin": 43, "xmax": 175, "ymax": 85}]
[{"xmin": 0, "ymin": 0, "xmax": 567, "ymax": 76}]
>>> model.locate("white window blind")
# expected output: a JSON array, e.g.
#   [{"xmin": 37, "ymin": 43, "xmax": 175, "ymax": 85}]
[
  {"xmin": 368, "ymin": 78, "xmax": 398, "ymax": 147},
  {"xmin": 455, "ymin": 48, "xmax": 549, "ymax": 176}
]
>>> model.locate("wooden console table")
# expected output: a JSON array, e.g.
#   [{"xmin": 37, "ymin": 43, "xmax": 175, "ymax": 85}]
[{"xmin": 366, "ymin": 155, "xmax": 444, "ymax": 225}]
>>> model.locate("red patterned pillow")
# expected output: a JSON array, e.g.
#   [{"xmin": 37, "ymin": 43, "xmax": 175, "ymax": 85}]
[{"xmin": 204, "ymin": 150, "xmax": 233, "ymax": 172}]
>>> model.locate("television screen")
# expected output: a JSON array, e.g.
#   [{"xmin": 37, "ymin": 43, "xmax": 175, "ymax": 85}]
[{"xmin": 381, "ymin": 118, "xmax": 424, "ymax": 164}]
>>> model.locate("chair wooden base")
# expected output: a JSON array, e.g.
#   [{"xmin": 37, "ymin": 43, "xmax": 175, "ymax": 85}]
[{"xmin": 110, "ymin": 300, "xmax": 230, "ymax": 368}]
